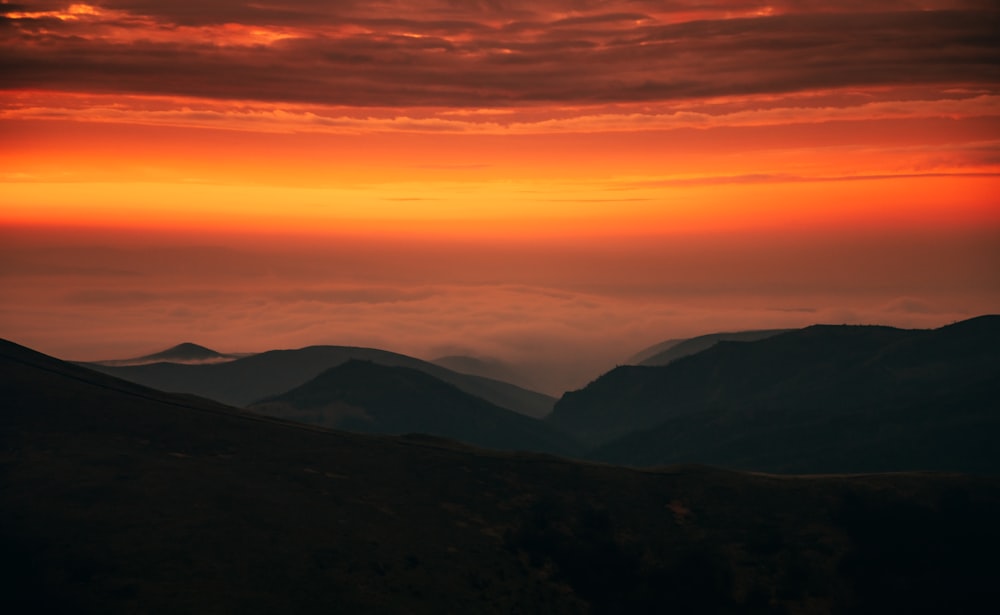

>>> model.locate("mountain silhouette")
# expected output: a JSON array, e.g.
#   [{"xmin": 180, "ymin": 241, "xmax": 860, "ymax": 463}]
[
  {"xmin": 83, "ymin": 345, "xmax": 555, "ymax": 418},
  {"xmin": 551, "ymin": 316, "xmax": 1000, "ymax": 473},
  {"xmin": 629, "ymin": 329, "xmax": 793, "ymax": 366},
  {"xmin": 93, "ymin": 342, "xmax": 241, "ymax": 366},
  {"xmin": 4, "ymin": 337, "xmax": 999, "ymax": 613},
  {"xmin": 249, "ymin": 360, "xmax": 579, "ymax": 455},
  {"xmin": 142, "ymin": 342, "xmax": 224, "ymax": 361}
]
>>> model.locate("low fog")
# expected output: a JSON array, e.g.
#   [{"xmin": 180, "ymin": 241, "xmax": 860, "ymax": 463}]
[{"xmin": 2, "ymin": 226, "xmax": 996, "ymax": 395}]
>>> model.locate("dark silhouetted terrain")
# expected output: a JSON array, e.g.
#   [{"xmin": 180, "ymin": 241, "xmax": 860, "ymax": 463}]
[
  {"xmin": 3, "ymin": 338, "xmax": 999, "ymax": 614},
  {"xmin": 551, "ymin": 316, "xmax": 1000, "ymax": 473},
  {"xmin": 249, "ymin": 360, "xmax": 579, "ymax": 455},
  {"xmin": 92, "ymin": 342, "xmax": 242, "ymax": 366},
  {"xmin": 84, "ymin": 345, "xmax": 555, "ymax": 418},
  {"xmin": 630, "ymin": 329, "xmax": 793, "ymax": 366}
]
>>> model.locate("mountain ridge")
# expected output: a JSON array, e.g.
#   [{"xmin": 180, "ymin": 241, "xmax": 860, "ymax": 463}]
[
  {"xmin": 551, "ymin": 316, "xmax": 1000, "ymax": 472},
  {"xmin": 248, "ymin": 359, "xmax": 580, "ymax": 455},
  {"xmin": 83, "ymin": 344, "xmax": 556, "ymax": 418},
  {"xmin": 3, "ymin": 336, "xmax": 1000, "ymax": 613},
  {"xmin": 630, "ymin": 329, "xmax": 794, "ymax": 366}
]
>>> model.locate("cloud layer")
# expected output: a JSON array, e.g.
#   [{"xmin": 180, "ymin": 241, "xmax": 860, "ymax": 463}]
[
  {"xmin": 3, "ymin": 1, "xmax": 998, "ymax": 109},
  {"xmin": 2, "ymin": 2, "xmax": 997, "ymax": 391},
  {"xmin": 3, "ymin": 228, "xmax": 998, "ymax": 393}
]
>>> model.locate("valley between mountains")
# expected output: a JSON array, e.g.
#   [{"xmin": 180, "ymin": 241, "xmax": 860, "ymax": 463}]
[
  {"xmin": 2, "ymin": 316, "xmax": 998, "ymax": 613},
  {"xmin": 83, "ymin": 315, "xmax": 1000, "ymax": 474}
]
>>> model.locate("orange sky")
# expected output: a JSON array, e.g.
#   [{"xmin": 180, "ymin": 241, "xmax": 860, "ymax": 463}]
[{"xmin": 1, "ymin": 1, "xmax": 998, "ymax": 392}]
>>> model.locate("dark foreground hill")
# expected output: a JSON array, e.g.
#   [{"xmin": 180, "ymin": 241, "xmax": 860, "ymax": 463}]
[
  {"xmin": 84, "ymin": 345, "xmax": 555, "ymax": 418},
  {"xmin": 551, "ymin": 316, "xmax": 1000, "ymax": 473},
  {"xmin": 3, "ymin": 338, "xmax": 1000, "ymax": 614},
  {"xmin": 249, "ymin": 360, "xmax": 579, "ymax": 456}
]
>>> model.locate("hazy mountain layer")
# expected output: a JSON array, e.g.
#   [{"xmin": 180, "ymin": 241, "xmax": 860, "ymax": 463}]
[
  {"xmin": 430, "ymin": 355, "xmax": 535, "ymax": 390},
  {"xmin": 3, "ymin": 338, "xmax": 998, "ymax": 614},
  {"xmin": 625, "ymin": 337, "xmax": 686, "ymax": 365},
  {"xmin": 631, "ymin": 329, "xmax": 793, "ymax": 366},
  {"xmin": 249, "ymin": 360, "xmax": 579, "ymax": 455},
  {"xmin": 84, "ymin": 345, "xmax": 555, "ymax": 418},
  {"xmin": 551, "ymin": 316, "xmax": 1000, "ymax": 473}
]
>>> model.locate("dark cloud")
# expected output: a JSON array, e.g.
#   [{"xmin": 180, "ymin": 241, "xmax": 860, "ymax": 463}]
[
  {"xmin": 2, "ymin": 2, "xmax": 996, "ymax": 107},
  {"xmin": 79, "ymin": 1, "xmax": 1000, "ymax": 26}
]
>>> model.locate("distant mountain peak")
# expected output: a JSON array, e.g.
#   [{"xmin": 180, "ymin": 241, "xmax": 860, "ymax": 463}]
[
  {"xmin": 153, "ymin": 342, "xmax": 222, "ymax": 359},
  {"xmin": 91, "ymin": 342, "xmax": 238, "ymax": 366}
]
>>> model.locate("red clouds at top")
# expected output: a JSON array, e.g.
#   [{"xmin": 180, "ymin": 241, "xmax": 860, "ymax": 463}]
[{"xmin": 3, "ymin": 0, "xmax": 998, "ymax": 108}]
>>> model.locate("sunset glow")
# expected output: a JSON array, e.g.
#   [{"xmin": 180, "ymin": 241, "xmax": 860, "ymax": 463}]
[{"xmin": 2, "ymin": 0, "xmax": 998, "ymax": 392}]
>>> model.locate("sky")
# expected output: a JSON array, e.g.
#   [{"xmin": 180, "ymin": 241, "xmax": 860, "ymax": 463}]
[{"xmin": 2, "ymin": 0, "xmax": 999, "ymax": 394}]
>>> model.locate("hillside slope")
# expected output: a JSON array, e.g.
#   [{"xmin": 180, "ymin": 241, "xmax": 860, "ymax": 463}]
[
  {"xmin": 2, "ymin": 338, "xmax": 999, "ymax": 613},
  {"xmin": 249, "ymin": 360, "xmax": 579, "ymax": 455},
  {"xmin": 551, "ymin": 316, "xmax": 1000, "ymax": 472},
  {"xmin": 85, "ymin": 345, "xmax": 555, "ymax": 417},
  {"xmin": 633, "ymin": 329, "xmax": 792, "ymax": 366}
]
